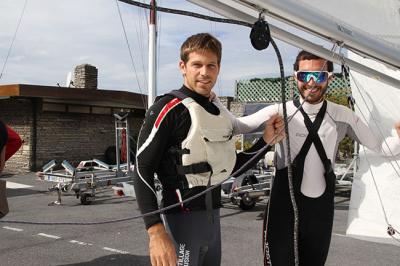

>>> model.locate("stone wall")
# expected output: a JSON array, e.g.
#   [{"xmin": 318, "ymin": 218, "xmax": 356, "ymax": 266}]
[
  {"xmin": 219, "ymin": 96, "xmax": 244, "ymax": 116},
  {"xmin": 35, "ymin": 111, "xmax": 142, "ymax": 169},
  {"xmin": 0, "ymin": 97, "xmax": 144, "ymax": 173},
  {"xmin": 0, "ymin": 98, "xmax": 33, "ymax": 172},
  {"xmin": 218, "ymin": 96, "xmax": 246, "ymax": 150}
]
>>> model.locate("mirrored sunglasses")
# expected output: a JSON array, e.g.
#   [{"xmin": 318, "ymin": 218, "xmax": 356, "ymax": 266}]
[{"xmin": 295, "ymin": 71, "xmax": 331, "ymax": 84}]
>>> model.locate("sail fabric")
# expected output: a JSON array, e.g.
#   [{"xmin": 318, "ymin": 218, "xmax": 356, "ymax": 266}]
[
  {"xmin": 300, "ymin": 0, "xmax": 400, "ymax": 244},
  {"xmin": 346, "ymin": 52, "xmax": 400, "ymax": 245},
  {"xmin": 298, "ymin": 0, "xmax": 400, "ymax": 49}
]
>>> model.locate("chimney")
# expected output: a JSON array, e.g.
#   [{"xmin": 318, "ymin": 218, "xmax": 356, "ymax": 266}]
[{"xmin": 73, "ymin": 64, "xmax": 98, "ymax": 89}]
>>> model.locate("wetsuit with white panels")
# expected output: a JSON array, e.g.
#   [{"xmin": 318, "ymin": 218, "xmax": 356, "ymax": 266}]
[{"xmin": 133, "ymin": 86, "xmax": 269, "ymax": 266}]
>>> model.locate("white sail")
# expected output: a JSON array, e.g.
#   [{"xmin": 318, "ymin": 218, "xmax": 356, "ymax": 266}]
[
  {"xmin": 347, "ymin": 53, "xmax": 400, "ymax": 245},
  {"xmin": 301, "ymin": 0, "xmax": 400, "ymax": 245},
  {"xmin": 188, "ymin": 0, "xmax": 400, "ymax": 245}
]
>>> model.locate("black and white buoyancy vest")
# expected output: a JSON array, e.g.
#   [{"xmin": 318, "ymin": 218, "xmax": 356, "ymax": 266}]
[{"xmin": 172, "ymin": 92, "xmax": 236, "ymax": 187}]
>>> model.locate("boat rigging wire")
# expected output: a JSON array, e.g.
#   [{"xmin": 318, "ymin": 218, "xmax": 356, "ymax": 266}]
[
  {"xmin": 0, "ymin": 0, "xmax": 276, "ymax": 225},
  {"xmin": 115, "ymin": 0, "xmax": 148, "ymax": 109},
  {"xmin": 0, "ymin": 131, "xmax": 277, "ymax": 225},
  {"xmin": 156, "ymin": 0, "xmax": 162, "ymax": 84},
  {"xmin": 345, "ymin": 61, "xmax": 400, "ymax": 175},
  {"xmin": 0, "ymin": 94, "xmax": 312, "ymax": 226},
  {"xmin": 361, "ymin": 146, "xmax": 400, "ymax": 244},
  {"xmin": 0, "ymin": 0, "xmax": 28, "ymax": 81},
  {"xmin": 337, "ymin": 51, "xmax": 400, "ymax": 242},
  {"xmin": 117, "ymin": 0, "xmax": 253, "ymax": 28},
  {"xmin": 132, "ymin": 0, "xmax": 149, "ymax": 95}
]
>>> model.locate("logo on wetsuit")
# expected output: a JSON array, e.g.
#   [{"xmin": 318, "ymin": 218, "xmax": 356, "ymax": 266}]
[{"xmin": 178, "ymin": 244, "xmax": 190, "ymax": 266}]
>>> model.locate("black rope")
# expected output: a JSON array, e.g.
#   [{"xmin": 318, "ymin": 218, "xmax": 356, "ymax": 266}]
[
  {"xmin": 0, "ymin": 1, "xmax": 281, "ymax": 227},
  {"xmin": 117, "ymin": 0, "xmax": 253, "ymax": 28},
  {"xmin": 0, "ymin": 141, "xmax": 274, "ymax": 225},
  {"xmin": 0, "ymin": 0, "xmax": 28, "ymax": 80}
]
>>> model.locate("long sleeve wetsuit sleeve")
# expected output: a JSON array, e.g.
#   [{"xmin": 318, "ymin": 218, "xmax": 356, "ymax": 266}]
[
  {"xmin": 213, "ymin": 97, "xmax": 280, "ymax": 135},
  {"xmin": 339, "ymin": 104, "xmax": 400, "ymax": 156},
  {"xmin": 133, "ymin": 98, "xmax": 177, "ymax": 230}
]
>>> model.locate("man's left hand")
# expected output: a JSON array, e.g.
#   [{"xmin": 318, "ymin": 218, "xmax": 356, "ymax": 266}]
[{"xmin": 263, "ymin": 114, "xmax": 285, "ymax": 145}]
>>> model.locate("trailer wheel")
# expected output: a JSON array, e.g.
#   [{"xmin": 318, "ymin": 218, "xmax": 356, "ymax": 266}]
[
  {"xmin": 238, "ymin": 174, "xmax": 258, "ymax": 210},
  {"xmin": 239, "ymin": 192, "xmax": 256, "ymax": 210},
  {"xmin": 80, "ymin": 193, "xmax": 93, "ymax": 205}
]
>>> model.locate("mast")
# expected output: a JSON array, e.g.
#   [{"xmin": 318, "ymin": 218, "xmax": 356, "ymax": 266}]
[{"xmin": 148, "ymin": 0, "xmax": 157, "ymax": 107}]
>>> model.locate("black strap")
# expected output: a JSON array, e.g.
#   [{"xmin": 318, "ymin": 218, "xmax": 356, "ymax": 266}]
[
  {"xmin": 176, "ymin": 162, "xmax": 212, "ymax": 175},
  {"xmin": 168, "ymin": 146, "xmax": 190, "ymax": 155},
  {"xmin": 293, "ymin": 99, "xmax": 332, "ymax": 173},
  {"xmin": 167, "ymin": 90, "xmax": 188, "ymax": 100}
]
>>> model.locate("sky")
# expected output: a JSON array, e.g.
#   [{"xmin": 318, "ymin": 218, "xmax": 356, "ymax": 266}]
[{"xmin": 0, "ymin": 0, "xmax": 331, "ymax": 97}]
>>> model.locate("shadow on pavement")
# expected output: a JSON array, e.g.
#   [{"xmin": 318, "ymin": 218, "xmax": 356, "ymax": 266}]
[
  {"xmin": 6, "ymin": 188, "xmax": 47, "ymax": 198},
  {"xmin": 58, "ymin": 254, "xmax": 150, "ymax": 266}
]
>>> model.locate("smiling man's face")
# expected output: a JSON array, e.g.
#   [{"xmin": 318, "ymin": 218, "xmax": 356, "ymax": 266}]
[
  {"xmin": 296, "ymin": 59, "xmax": 331, "ymax": 104},
  {"xmin": 179, "ymin": 50, "xmax": 220, "ymax": 97}
]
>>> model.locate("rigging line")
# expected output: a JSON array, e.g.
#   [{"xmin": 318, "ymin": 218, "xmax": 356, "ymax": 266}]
[
  {"xmin": 156, "ymin": 0, "xmax": 162, "ymax": 89},
  {"xmin": 335, "ymin": 49, "xmax": 400, "ymax": 168},
  {"xmin": 141, "ymin": 0, "xmax": 149, "ymax": 29},
  {"xmin": 273, "ymin": 35, "xmax": 301, "ymax": 265},
  {"xmin": 142, "ymin": 0, "xmax": 150, "ymax": 90},
  {"xmin": 351, "ymin": 91, "xmax": 400, "ymax": 178},
  {"xmin": 264, "ymin": 33, "xmax": 302, "ymax": 265},
  {"xmin": 337, "ymin": 50, "xmax": 400, "ymax": 242},
  {"xmin": 348, "ymin": 70, "xmax": 400, "ymax": 177},
  {"xmin": 361, "ymin": 146, "xmax": 400, "ymax": 243},
  {"xmin": 117, "ymin": 0, "xmax": 253, "ymax": 28},
  {"xmin": 262, "ymin": 40, "xmax": 337, "ymax": 266},
  {"xmin": 0, "ymin": 2, "xmax": 343, "ymax": 230},
  {"xmin": 0, "ymin": 126, "xmax": 285, "ymax": 226},
  {"xmin": 0, "ymin": 0, "xmax": 28, "ymax": 81},
  {"xmin": 133, "ymin": 1, "xmax": 148, "ymax": 92},
  {"xmin": 206, "ymin": 8, "xmax": 221, "ymax": 96},
  {"xmin": 115, "ymin": 0, "xmax": 148, "ymax": 109}
]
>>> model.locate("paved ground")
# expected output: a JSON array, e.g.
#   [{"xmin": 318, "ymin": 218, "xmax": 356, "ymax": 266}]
[{"xmin": 0, "ymin": 173, "xmax": 399, "ymax": 265}]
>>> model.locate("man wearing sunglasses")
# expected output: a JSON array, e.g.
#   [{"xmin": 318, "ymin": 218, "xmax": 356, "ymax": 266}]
[{"xmin": 215, "ymin": 50, "xmax": 400, "ymax": 265}]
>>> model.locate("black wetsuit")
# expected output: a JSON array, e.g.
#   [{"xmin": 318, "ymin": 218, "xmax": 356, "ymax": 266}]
[{"xmin": 133, "ymin": 86, "xmax": 268, "ymax": 266}]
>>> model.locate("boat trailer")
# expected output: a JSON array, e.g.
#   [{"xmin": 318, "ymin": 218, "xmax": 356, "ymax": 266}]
[{"xmin": 36, "ymin": 113, "xmax": 136, "ymax": 205}]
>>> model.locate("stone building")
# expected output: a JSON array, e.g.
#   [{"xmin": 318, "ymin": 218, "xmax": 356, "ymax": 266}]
[{"xmin": 0, "ymin": 67, "xmax": 146, "ymax": 173}]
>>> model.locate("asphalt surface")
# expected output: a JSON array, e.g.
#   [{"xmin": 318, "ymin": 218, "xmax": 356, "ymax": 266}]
[{"xmin": 0, "ymin": 173, "xmax": 399, "ymax": 266}]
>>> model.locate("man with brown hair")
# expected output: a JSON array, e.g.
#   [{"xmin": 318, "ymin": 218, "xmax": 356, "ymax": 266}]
[
  {"xmin": 219, "ymin": 50, "xmax": 400, "ymax": 265},
  {"xmin": 133, "ymin": 33, "xmax": 284, "ymax": 266}
]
